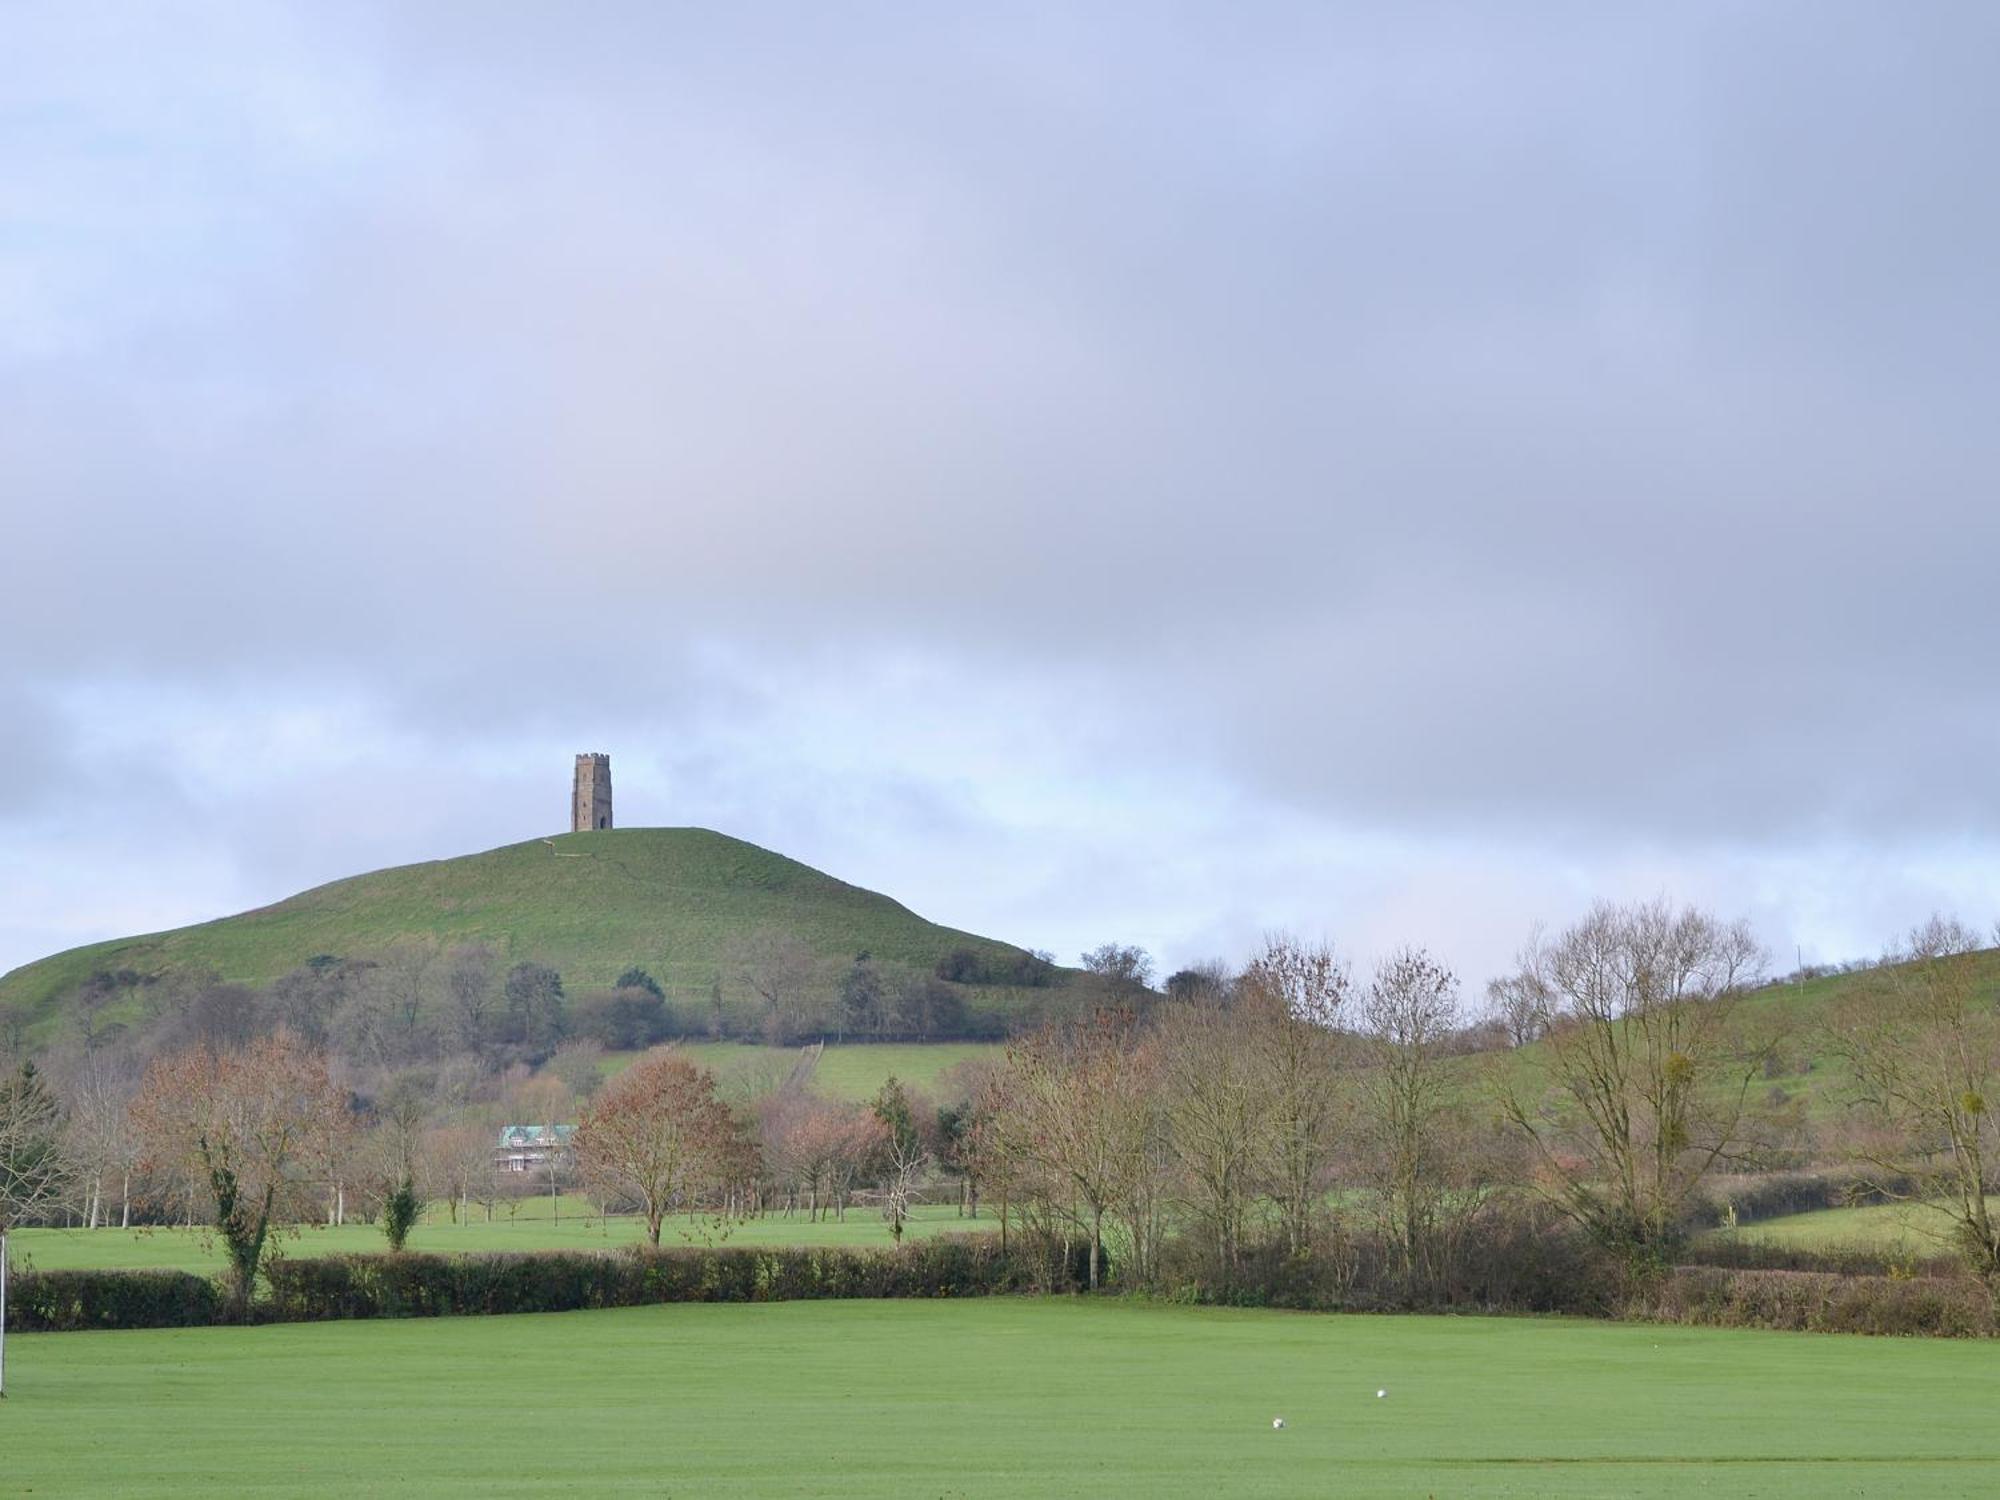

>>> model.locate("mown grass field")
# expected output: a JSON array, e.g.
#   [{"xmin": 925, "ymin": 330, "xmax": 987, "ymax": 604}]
[
  {"xmin": 0, "ymin": 827, "xmax": 1059, "ymax": 1033},
  {"xmin": 7, "ymin": 1300, "xmax": 2000, "ymax": 1497},
  {"xmin": 11, "ymin": 1200, "xmax": 982, "ymax": 1275}
]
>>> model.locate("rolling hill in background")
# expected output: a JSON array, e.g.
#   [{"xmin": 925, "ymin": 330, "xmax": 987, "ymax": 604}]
[{"xmin": 0, "ymin": 827, "xmax": 1067, "ymax": 1035}]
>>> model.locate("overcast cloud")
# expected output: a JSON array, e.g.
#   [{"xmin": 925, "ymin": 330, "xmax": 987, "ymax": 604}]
[{"xmin": 5, "ymin": 2, "xmax": 1998, "ymax": 991}]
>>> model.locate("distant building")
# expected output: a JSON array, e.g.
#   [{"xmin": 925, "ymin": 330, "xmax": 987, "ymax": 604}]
[
  {"xmin": 572, "ymin": 752, "xmax": 612, "ymax": 832},
  {"xmin": 496, "ymin": 1123, "xmax": 574, "ymax": 1173}
]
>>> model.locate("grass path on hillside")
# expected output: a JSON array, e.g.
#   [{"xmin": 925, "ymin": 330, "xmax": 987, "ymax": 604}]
[
  {"xmin": 12, "ymin": 1201, "xmax": 980, "ymax": 1274},
  {"xmin": 7, "ymin": 1301, "xmax": 2000, "ymax": 1497}
]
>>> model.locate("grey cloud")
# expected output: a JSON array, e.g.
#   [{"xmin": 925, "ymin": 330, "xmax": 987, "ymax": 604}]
[{"xmin": 4, "ymin": 1, "xmax": 1999, "ymax": 978}]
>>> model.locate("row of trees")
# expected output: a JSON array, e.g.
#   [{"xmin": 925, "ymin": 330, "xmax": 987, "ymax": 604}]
[
  {"xmin": 5, "ymin": 900, "xmax": 1997, "ymax": 1314},
  {"xmin": 29, "ymin": 931, "xmax": 1095, "ymax": 1078},
  {"xmin": 974, "ymin": 906, "xmax": 2000, "ymax": 1289}
]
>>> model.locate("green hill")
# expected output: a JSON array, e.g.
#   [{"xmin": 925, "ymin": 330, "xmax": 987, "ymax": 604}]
[
  {"xmin": 1477, "ymin": 947, "xmax": 2000, "ymax": 1129},
  {"xmin": 0, "ymin": 827, "xmax": 1064, "ymax": 1035}
]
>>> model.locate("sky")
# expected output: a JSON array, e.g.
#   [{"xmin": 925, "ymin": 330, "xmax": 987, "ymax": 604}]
[{"xmin": 5, "ymin": 2, "xmax": 1999, "ymax": 997}]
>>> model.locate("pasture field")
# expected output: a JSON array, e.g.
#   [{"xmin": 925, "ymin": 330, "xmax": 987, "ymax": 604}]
[
  {"xmin": 6, "ymin": 1300, "xmax": 2000, "ymax": 1497},
  {"xmin": 10, "ymin": 1200, "xmax": 980, "ymax": 1275},
  {"xmin": 1726, "ymin": 1198, "xmax": 1994, "ymax": 1254},
  {"xmin": 654, "ymin": 1039, "xmax": 1001, "ymax": 1098}
]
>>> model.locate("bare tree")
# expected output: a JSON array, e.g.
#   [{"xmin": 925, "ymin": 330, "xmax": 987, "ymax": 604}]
[
  {"xmin": 130, "ymin": 1033, "xmax": 348, "ymax": 1310},
  {"xmin": 427, "ymin": 1121, "xmax": 499, "ymax": 1224},
  {"xmin": 1487, "ymin": 969, "xmax": 1551, "ymax": 1048},
  {"xmin": 59, "ymin": 1050, "xmax": 140, "ymax": 1230},
  {"xmin": 735, "ymin": 931, "xmax": 821, "ymax": 1045},
  {"xmin": 443, "ymin": 943, "xmax": 499, "ymax": 1053},
  {"xmin": 994, "ymin": 1014, "xmax": 1153, "ymax": 1289},
  {"xmin": 870, "ymin": 1077, "xmax": 933, "ymax": 1244},
  {"xmin": 762, "ymin": 1091, "xmax": 880, "ymax": 1221},
  {"xmin": 570, "ymin": 1050, "xmax": 739, "ymax": 1245},
  {"xmin": 1826, "ymin": 915, "xmax": 2000, "ymax": 1280},
  {"xmin": 1, "ymin": 1061, "xmax": 71, "ymax": 1396},
  {"xmin": 1163, "ymin": 961, "xmax": 1233, "ymax": 1006},
  {"xmin": 548, "ymin": 1039, "xmax": 607, "ymax": 1103},
  {"xmin": 1359, "ymin": 948, "xmax": 1480, "ymax": 1298},
  {"xmin": 372, "ymin": 941, "xmax": 440, "ymax": 1059},
  {"xmin": 1079, "ymin": 944, "xmax": 1155, "ymax": 992},
  {"xmin": 1240, "ymin": 935, "xmax": 1350, "ymax": 1254},
  {"xmin": 1499, "ymin": 900, "xmax": 1769, "ymax": 1263},
  {"xmin": 1155, "ymin": 1000, "xmax": 1263, "ymax": 1279}
]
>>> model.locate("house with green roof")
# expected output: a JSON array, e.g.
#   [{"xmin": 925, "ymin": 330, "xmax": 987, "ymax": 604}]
[{"xmin": 495, "ymin": 1123, "xmax": 574, "ymax": 1173}]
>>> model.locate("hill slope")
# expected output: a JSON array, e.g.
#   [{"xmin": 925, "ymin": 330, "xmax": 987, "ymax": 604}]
[{"xmin": 0, "ymin": 828, "xmax": 1052, "ymax": 1032}]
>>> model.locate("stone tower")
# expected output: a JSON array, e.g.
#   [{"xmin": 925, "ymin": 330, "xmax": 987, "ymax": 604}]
[{"xmin": 571, "ymin": 753, "xmax": 612, "ymax": 832}]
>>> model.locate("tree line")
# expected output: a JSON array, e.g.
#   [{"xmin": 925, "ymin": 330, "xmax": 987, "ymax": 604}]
[
  {"xmin": 15, "ymin": 930, "xmax": 1118, "ymax": 1078},
  {"xmin": 3, "ymin": 900, "xmax": 1997, "ymax": 1318}
]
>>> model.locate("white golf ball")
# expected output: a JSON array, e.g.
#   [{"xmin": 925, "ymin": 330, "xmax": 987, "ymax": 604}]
[
  {"xmin": 1376, "ymin": 1389, "xmax": 1387, "ymax": 1399},
  {"xmin": 1272, "ymin": 1417, "xmax": 1285, "ymax": 1430}
]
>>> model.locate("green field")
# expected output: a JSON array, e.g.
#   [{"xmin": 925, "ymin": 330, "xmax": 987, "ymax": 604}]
[
  {"xmin": 1727, "ymin": 1199, "xmax": 1995, "ymax": 1255},
  {"xmin": 663, "ymin": 1040, "xmax": 1002, "ymax": 1100},
  {"xmin": 11, "ymin": 1200, "xmax": 983, "ymax": 1275},
  {"xmin": 6, "ymin": 1300, "xmax": 1999, "ymax": 1497},
  {"xmin": 0, "ymin": 827, "xmax": 1068, "ymax": 1033}
]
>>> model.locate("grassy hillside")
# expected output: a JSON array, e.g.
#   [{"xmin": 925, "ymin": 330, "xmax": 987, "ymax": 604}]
[
  {"xmin": 0, "ymin": 827, "xmax": 1061, "ymax": 1035},
  {"xmin": 1477, "ymin": 949, "xmax": 2000, "ymax": 1126}
]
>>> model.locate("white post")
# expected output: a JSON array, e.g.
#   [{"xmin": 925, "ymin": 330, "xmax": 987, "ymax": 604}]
[{"xmin": 2, "ymin": 1224, "xmax": 10, "ymax": 1399}]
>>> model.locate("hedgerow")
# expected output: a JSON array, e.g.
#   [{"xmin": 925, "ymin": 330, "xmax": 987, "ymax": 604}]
[
  {"xmin": 10, "ymin": 1235, "xmax": 1078, "ymax": 1331},
  {"xmin": 7, "ymin": 1268, "xmax": 225, "ymax": 1331}
]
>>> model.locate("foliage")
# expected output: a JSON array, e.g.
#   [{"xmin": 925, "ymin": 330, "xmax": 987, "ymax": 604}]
[
  {"xmin": 615, "ymin": 968, "xmax": 665, "ymax": 999},
  {"xmin": 382, "ymin": 1175, "xmax": 421, "ymax": 1252},
  {"xmin": 570, "ymin": 987, "xmax": 671, "ymax": 1049},
  {"xmin": 6, "ymin": 1267, "xmax": 224, "ymax": 1331},
  {"xmin": 936, "ymin": 948, "xmax": 1057, "ymax": 988},
  {"xmin": 502, "ymin": 962, "xmax": 566, "ymax": 1054},
  {"xmin": 1634, "ymin": 1266, "xmax": 1999, "ymax": 1337},
  {"xmin": 256, "ymin": 1236, "xmax": 1076, "ymax": 1323}
]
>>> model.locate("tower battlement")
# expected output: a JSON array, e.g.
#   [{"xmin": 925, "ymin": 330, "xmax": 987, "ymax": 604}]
[{"xmin": 571, "ymin": 753, "xmax": 612, "ymax": 832}]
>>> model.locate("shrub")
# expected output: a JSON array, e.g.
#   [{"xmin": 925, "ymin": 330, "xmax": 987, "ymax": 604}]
[
  {"xmin": 7, "ymin": 1268, "xmax": 225, "ymax": 1331},
  {"xmin": 1679, "ymin": 1237, "xmax": 1960, "ymax": 1280},
  {"xmin": 570, "ymin": 987, "xmax": 670, "ymax": 1050},
  {"xmin": 1635, "ymin": 1267, "xmax": 1998, "ymax": 1337},
  {"xmin": 382, "ymin": 1177, "xmax": 422, "ymax": 1252},
  {"xmin": 259, "ymin": 1235, "xmax": 1071, "ymax": 1323},
  {"xmin": 1145, "ymin": 1201, "xmax": 1613, "ymax": 1317}
]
